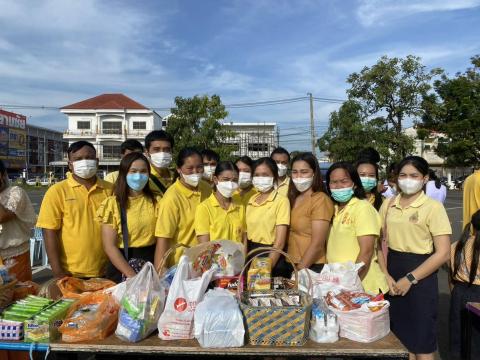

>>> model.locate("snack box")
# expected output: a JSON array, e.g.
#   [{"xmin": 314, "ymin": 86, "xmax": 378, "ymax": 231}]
[
  {"xmin": 247, "ymin": 257, "xmax": 271, "ymax": 291},
  {"xmin": 24, "ymin": 299, "xmax": 75, "ymax": 343},
  {"xmin": 214, "ymin": 276, "xmax": 244, "ymax": 294}
]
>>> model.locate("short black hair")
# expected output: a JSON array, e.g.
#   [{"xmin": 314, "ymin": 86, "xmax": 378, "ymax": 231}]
[
  {"xmin": 271, "ymin": 147, "xmax": 290, "ymax": 161},
  {"xmin": 176, "ymin": 147, "xmax": 202, "ymax": 168},
  {"xmin": 356, "ymin": 147, "xmax": 380, "ymax": 164},
  {"xmin": 0, "ymin": 159, "xmax": 6, "ymax": 176},
  {"xmin": 235, "ymin": 156, "xmax": 254, "ymax": 170},
  {"xmin": 67, "ymin": 141, "xmax": 96, "ymax": 159},
  {"xmin": 121, "ymin": 139, "xmax": 144, "ymax": 155},
  {"xmin": 397, "ymin": 156, "xmax": 429, "ymax": 177},
  {"xmin": 201, "ymin": 149, "xmax": 220, "ymax": 163},
  {"xmin": 145, "ymin": 130, "xmax": 174, "ymax": 151},
  {"xmin": 214, "ymin": 161, "xmax": 239, "ymax": 177},
  {"xmin": 325, "ymin": 161, "xmax": 366, "ymax": 201}
]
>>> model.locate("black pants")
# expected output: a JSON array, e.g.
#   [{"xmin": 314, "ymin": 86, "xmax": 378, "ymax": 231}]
[
  {"xmin": 449, "ymin": 281, "xmax": 480, "ymax": 359},
  {"xmin": 105, "ymin": 245, "xmax": 155, "ymax": 283}
]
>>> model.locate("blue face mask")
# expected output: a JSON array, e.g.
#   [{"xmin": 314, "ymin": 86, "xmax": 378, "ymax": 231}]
[
  {"xmin": 360, "ymin": 177, "xmax": 377, "ymax": 192},
  {"xmin": 331, "ymin": 187, "xmax": 354, "ymax": 203},
  {"xmin": 126, "ymin": 173, "xmax": 149, "ymax": 192}
]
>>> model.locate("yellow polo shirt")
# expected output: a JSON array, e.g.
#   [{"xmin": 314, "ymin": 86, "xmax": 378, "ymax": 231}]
[
  {"xmin": 246, "ymin": 190, "xmax": 290, "ymax": 245},
  {"xmin": 149, "ymin": 165, "xmax": 174, "ymax": 196},
  {"xmin": 276, "ymin": 176, "xmax": 290, "ymax": 197},
  {"xmin": 195, "ymin": 194, "xmax": 245, "ymax": 243},
  {"xmin": 463, "ymin": 170, "xmax": 480, "ymax": 228},
  {"xmin": 379, "ymin": 192, "xmax": 452, "ymax": 255},
  {"xmin": 327, "ymin": 197, "xmax": 388, "ymax": 294},
  {"xmin": 104, "ymin": 171, "xmax": 119, "ymax": 184},
  {"xmin": 155, "ymin": 179, "xmax": 211, "ymax": 265},
  {"xmin": 36, "ymin": 176, "xmax": 113, "ymax": 278},
  {"xmin": 96, "ymin": 194, "xmax": 161, "ymax": 248},
  {"xmin": 232, "ymin": 187, "xmax": 257, "ymax": 208}
]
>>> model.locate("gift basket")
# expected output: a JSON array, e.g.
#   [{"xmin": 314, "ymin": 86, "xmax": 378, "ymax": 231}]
[{"xmin": 237, "ymin": 247, "xmax": 312, "ymax": 347}]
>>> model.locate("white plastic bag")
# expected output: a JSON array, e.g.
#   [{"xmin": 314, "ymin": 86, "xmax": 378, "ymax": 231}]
[
  {"xmin": 331, "ymin": 301, "xmax": 390, "ymax": 343},
  {"xmin": 194, "ymin": 288, "xmax": 244, "ymax": 348},
  {"xmin": 116, "ymin": 262, "xmax": 165, "ymax": 342},
  {"xmin": 298, "ymin": 262, "xmax": 364, "ymax": 298},
  {"xmin": 158, "ymin": 255, "xmax": 215, "ymax": 340}
]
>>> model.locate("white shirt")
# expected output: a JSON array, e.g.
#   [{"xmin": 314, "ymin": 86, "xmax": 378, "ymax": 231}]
[
  {"xmin": 426, "ymin": 180, "xmax": 447, "ymax": 204},
  {"xmin": 0, "ymin": 186, "xmax": 37, "ymax": 258}
]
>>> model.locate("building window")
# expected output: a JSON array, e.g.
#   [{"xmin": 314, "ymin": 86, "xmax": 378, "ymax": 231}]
[
  {"xmin": 77, "ymin": 121, "xmax": 90, "ymax": 130},
  {"xmin": 102, "ymin": 121, "xmax": 122, "ymax": 135},
  {"xmin": 132, "ymin": 121, "xmax": 146, "ymax": 130},
  {"xmin": 248, "ymin": 143, "xmax": 269, "ymax": 152},
  {"xmin": 103, "ymin": 145, "xmax": 121, "ymax": 159},
  {"xmin": 162, "ymin": 120, "xmax": 167, "ymax": 128}
]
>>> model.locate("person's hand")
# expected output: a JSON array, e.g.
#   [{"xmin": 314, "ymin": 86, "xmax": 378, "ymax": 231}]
[
  {"xmin": 386, "ymin": 275, "xmax": 397, "ymax": 295},
  {"xmin": 393, "ymin": 277, "xmax": 412, "ymax": 296},
  {"xmin": 53, "ymin": 270, "xmax": 70, "ymax": 279},
  {"xmin": 124, "ymin": 267, "xmax": 137, "ymax": 279}
]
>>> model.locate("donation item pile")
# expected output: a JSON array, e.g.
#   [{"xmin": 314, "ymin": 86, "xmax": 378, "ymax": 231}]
[{"xmin": 0, "ymin": 241, "xmax": 392, "ymax": 349}]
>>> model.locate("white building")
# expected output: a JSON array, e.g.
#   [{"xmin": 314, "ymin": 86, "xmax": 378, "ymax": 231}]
[
  {"xmin": 61, "ymin": 94, "xmax": 161, "ymax": 169},
  {"xmin": 404, "ymin": 126, "xmax": 445, "ymax": 167},
  {"xmin": 223, "ymin": 122, "xmax": 279, "ymax": 159}
]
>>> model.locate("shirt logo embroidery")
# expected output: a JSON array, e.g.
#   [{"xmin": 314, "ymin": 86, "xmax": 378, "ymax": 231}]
[{"xmin": 409, "ymin": 211, "xmax": 419, "ymax": 224}]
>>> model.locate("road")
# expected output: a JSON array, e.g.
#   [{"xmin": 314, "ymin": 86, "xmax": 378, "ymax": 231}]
[{"xmin": 26, "ymin": 187, "xmax": 467, "ymax": 359}]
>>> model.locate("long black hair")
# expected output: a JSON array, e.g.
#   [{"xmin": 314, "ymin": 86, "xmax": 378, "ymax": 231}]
[
  {"xmin": 428, "ymin": 169, "xmax": 441, "ymax": 189},
  {"xmin": 453, "ymin": 210, "xmax": 480, "ymax": 286},
  {"xmin": 288, "ymin": 152, "xmax": 326, "ymax": 206},
  {"xmin": 355, "ymin": 157, "xmax": 383, "ymax": 210},
  {"xmin": 0, "ymin": 159, "xmax": 7, "ymax": 191},
  {"xmin": 213, "ymin": 161, "xmax": 238, "ymax": 192},
  {"xmin": 115, "ymin": 152, "xmax": 156, "ymax": 209},
  {"xmin": 325, "ymin": 161, "xmax": 366, "ymax": 201}
]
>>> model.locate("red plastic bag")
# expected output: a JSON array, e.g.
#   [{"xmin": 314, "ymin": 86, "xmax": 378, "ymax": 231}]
[{"xmin": 59, "ymin": 293, "xmax": 119, "ymax": 342}]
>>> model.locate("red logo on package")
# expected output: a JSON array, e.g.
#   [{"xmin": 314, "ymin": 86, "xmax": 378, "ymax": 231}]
[{"xmin": 174, "ymin": 297, "xmax": 187, "ymax": 312}]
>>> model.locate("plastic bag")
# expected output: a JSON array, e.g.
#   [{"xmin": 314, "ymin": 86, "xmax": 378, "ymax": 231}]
[
  {"xmin": 57, "ymin": 277, "xmax": 116, "ymax": 299},
  {"xmin": 310, "ymin": 298, "xmax": 338, "ymax": 343},
  {"xmin": 194, "ymin": 288, "xmax": 244, "ymax": 348},
  {"xmin": 331, "ymin": 301, "xmax": 390, "ymax": 343},
  {"xmin": 298, "ymin": 262, "xmax": 364, "ymax": 298},
  {"xmin": 116, "ymin": 262, "xmax": 165, "ymax": 342},
  {"xmin": 59, "ymin": 293, "xmax": 119, "ymax": 342},
  {"xmin": 157, "ymin": 255, "xmax": 215, "ymax": 340},
  {"xmin": 37, "ymin": 278, "xmax": 63, "ymax": 300}
]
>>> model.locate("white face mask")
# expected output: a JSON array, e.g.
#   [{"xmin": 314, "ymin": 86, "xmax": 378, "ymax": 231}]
[
  {"xmin": 216, "ymin": 181, "xmax": 239, "ymax": 198},
  {"xmin": 252, "ymin": 176, "xmax": 274, "ymax": 193},
  {"xmin": 72, "ymin": 159, "xmax": 97, "ymax": 179},
  {"xmin": 238, "ymin": 172, "xmax": 252, "ymax": 189},
  {"xmin": 181, "ymin": 172, "xmax": 202, "ymax": 187},
  {"xmin": 150, "ymin": 152, "xmax": 172, "ymax": 168},
  {"xmin": 292, "ymin": 176, "xmax": 313, "ymax": 192},
  {"xmin": 277, "ymin": 163, "xmax": 288, "ymax": 177},
  {"xmin": 398, "ymin": 178, "xmax": 424, "ymax": 195},
  {"xmin": 203, "ymin": 165, "xmax": 215, "ymax": 180}
]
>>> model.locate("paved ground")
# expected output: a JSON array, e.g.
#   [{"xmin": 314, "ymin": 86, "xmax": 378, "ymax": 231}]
[{"xmin": 26, "ymin": 187, "xmax": 467, "ymax": 359}]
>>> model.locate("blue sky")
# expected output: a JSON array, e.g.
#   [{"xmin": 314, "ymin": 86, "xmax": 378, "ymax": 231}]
[{"xmin": 0, "ymin": 0, "xmax": 479, "ymax": 152}]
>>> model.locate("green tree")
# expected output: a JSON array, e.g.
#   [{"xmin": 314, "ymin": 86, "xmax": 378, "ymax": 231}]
[
  {"xmin": 346, "ymin": 55, "xmax": 441, "ymax": 157},
  {"xmin": 166, "ymin": 95, "xmax": 235, "ymax": 160},
  {"xmin": 421, "ymin": 55, "xmax": 480, "ymax": 167}
]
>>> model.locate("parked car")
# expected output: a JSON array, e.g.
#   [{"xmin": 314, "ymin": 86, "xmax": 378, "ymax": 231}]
[{"xmin": 26, "ymin": 178, "xmax": 37, "ymax": 186}]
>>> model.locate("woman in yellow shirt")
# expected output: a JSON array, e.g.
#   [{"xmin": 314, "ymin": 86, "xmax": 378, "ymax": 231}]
[
  {"xmin": 97, "ymin": 152, "xmax": 160, "ymax": 282},
  {"xmin": 450, "ymin": 210, "xmax": 480, "ymax": 358},
  {"xmin": 378, "ymin": 156, "xmax": 451, "ymax": 359},
  {"xmin": 195, "ymin": 161, "xmax": 245, "ymax": 244},
  {"xmin": 287, "ymin": 152, "xmax": 334, "ymax": 274},
  {"xmin": 234, "ymin": 156, "xmax": 257, "ymax": 207},
  {"xmin": 325, "ymin": 162, "xmax": 388, "ymax": 294},
  {"xmin": 246, "ymin": 157, "xmax": 290, "ymax": 276},
  {"xmin": 154, "ymin": 148, "xmax": 211, "ymax": 269}
]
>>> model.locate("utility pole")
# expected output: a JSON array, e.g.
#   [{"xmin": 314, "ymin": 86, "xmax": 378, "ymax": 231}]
[{"xmin": 307, "ymin": 92, "xmax": 315, "ymax": 154}]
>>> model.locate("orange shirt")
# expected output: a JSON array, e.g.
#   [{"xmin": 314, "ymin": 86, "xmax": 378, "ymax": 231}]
[{"xmin": 288, "ymin": 192, "xmax": 334, "ymax": 264}]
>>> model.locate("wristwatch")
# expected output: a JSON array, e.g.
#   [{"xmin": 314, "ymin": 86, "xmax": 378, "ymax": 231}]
[{"xmin": 406, "ymin": 272, "xmax": 418, "ymax": 285}]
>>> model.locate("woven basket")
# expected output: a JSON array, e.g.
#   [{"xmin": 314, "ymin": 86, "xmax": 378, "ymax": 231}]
[
  {"xmin": 156, "ymin": 243, "xmax": 190, "ymax": 275},
  {"xmin": 0, "ymin": 280, "xmax": 17, "ymax": 309},
  {"xmin": 237, "ymin": 247, "xmax": 312, "ymax": 346}
]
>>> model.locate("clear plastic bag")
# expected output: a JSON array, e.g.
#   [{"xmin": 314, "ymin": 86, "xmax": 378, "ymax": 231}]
[
  {"xmin": 115, "ymin": 262, "xmax": 165, "ymax": 342},
  {"xmin": 309, "ymin": 298, "xmax": 339, "ymax": 343},
  {"xmin": 57, "ymin": 277, "xmax": 116, "ymax": 299},
  {"xmin": 157, "ymin": 255, "xmax": 216, "ymax": 340},
  {"xmin": 194, "ymin": 288, "xmax": 244, "ymax": 348},
  {"xmin": 59, "ymin": 293, "xmax": 119, "ymax": 342}
]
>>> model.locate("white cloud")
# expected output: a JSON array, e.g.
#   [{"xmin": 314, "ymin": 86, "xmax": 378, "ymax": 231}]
[{"xmin": 357, "ymin": 0, "xmax": 480, "ymax": 26}]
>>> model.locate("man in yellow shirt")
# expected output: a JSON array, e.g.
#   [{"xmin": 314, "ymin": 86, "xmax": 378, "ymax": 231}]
[
  {"xmin": 463, "ymin": 169, "xmax": 480, "ymax": 228},
  {"xmin": 36, "ymin": 141, "xmax": 113, "ymax": 278},
  {"xmin": 271, "ymin": 147, "xmax": 290, "ymax": 197},
  {"xmin": 145, "ymin": 130, "xmax": 174, "ymax": 195},
  {"xmin": 104, "ymin": 139, "xmax": 144, "ymax": 184}
]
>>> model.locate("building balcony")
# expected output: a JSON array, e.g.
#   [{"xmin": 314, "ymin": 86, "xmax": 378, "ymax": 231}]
[{"xmin": 63, "ymin": 130, "xmax": 96, "ymax": 139}]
